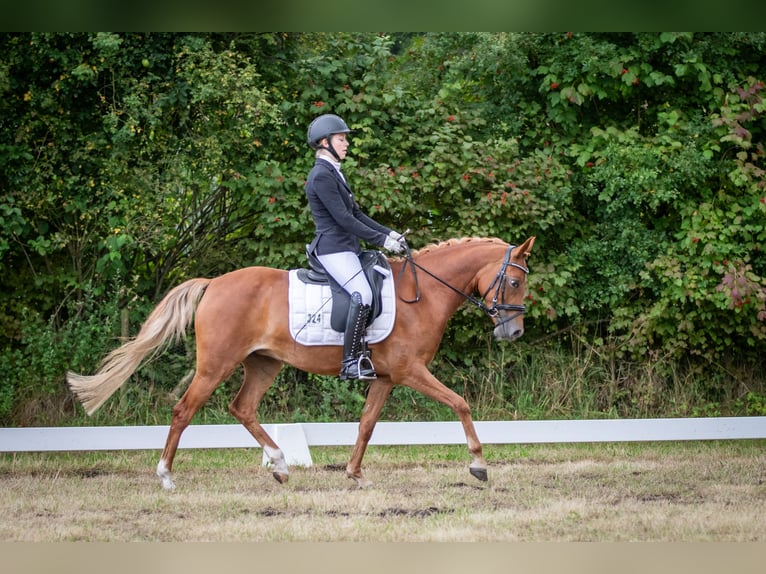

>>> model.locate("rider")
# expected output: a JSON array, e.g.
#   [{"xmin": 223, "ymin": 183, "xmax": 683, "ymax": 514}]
[{"xmin": 305, "ymin": 113, "xmax": 406, "ymax": 381}]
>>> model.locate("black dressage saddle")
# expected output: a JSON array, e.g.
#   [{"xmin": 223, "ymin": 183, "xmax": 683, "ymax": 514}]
[{"xmin": 296, "ymin": 247, "xmax": 391, "ymax": 332}]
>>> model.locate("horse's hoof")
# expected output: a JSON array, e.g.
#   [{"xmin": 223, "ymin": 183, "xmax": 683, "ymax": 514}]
[
  {"xmin": 346, "ymin": 472, "xmax": 373, "ymax": 489},
  {"xmin": 157, "ymin": 461, "xmax": 176, "ymax": 490},
  {"xmin": 469, "ymin": 466, "xmax": 488, "ymax": 482},
  {"xmin": 272, "ymin": 471, "xmax": 289, "ymax": 484}
]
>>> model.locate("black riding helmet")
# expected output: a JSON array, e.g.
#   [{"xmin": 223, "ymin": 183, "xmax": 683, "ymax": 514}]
[{"xmin": 307, "ymin": 114, "xmax": 352, "ymax": 160}]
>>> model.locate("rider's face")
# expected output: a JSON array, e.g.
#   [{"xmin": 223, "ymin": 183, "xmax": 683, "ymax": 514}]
[{"xmin": 327, "ymin": 133, "xmax": 349, "ymax": 160}]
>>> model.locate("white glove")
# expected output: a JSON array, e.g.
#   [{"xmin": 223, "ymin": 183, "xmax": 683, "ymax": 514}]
[
  {"xmin": 388, "ymin": 230, "xmax": 404, "ymax": 241},
  {"xmin": 384, "ymin": 232, "xmax": 405, "ymax": 254}
]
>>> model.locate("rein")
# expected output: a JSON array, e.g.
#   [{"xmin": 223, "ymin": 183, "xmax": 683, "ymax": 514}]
[{"xmin": 398, "ymin": 244, "xmax": 529, "ymax": 321}]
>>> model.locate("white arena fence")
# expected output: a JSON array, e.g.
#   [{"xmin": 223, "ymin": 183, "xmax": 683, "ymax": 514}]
[{"xmin": 1, "ymin": 417, "xmax": 765, "ymax": 467}]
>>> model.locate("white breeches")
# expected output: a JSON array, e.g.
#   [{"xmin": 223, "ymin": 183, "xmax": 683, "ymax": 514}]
[{"xmin": 316, "ymin": 251, "xmax": 373, "ymax": 305}]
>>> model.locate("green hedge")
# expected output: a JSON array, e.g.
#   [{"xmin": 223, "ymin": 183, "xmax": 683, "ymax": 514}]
[{"xmin": 2, "ymin": 33, "xmax": 765, "ymax": 424}]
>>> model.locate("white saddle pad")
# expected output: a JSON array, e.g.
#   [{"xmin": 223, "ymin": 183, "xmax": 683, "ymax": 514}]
[{"xmin": 287, "ymin": 267, "xmax": 396, "ymax": 346}]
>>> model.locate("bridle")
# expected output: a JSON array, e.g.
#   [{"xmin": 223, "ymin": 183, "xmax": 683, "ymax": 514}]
[{"xmin": 398, "ymin": 244, "xmax": 530, "ymax": 325}]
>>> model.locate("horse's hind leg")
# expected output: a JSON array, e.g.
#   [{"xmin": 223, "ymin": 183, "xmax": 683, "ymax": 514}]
[
  {"xmin": 228, "ymin": 354, "xmax": 288, "ymax": 483},
  {"xmin": 157, "ymin": 364, "xmax": 235, "ymax": 490}
]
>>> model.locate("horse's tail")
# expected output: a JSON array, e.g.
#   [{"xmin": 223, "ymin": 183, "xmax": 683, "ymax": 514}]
[{"xmin": 67, "ymin": 278, "xmax": 211, "ymax": 415}]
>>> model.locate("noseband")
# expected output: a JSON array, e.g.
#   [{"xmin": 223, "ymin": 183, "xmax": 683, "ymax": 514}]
[{"xmin": 399, "ymin": 244, "xmax": 529, "ymax": 322}]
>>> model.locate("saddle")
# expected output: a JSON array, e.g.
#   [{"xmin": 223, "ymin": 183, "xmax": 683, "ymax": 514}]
[{"xmin": 296, "ymin": 247, "xmax": 391, "ymax": 332}]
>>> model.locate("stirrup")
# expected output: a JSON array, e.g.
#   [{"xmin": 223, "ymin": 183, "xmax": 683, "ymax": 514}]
[
  {"xmin": 340, "ymin": 352, "xmax": 377, "ymax": 381},
  {"xmin": 356, "ymin": 353, "xmax": 377, "ymax": 381}
]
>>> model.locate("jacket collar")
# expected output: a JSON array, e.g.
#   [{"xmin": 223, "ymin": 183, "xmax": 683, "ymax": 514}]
[{"xmin": 316, "ymin": 157, "xmax": 351, "ymax": 191}]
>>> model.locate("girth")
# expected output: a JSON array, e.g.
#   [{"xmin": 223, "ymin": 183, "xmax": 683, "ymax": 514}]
[{"xmin": 296, "ymin": 247, "xmax": 390, "ymax": 332}]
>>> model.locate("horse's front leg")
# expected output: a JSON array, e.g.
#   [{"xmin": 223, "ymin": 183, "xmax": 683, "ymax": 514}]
[
  {"xmin": 401, "ymin": 364, "xmax": 488, "ymax": 482},
  {"xmin": 346, "ymin": 377, "xmax": 393, "ymax": 488}
]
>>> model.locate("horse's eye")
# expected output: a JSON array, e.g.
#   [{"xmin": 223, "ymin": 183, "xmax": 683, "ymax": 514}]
[{"xmin": 509, "ymin": 279, "xmax": 520, "ymax": 289}]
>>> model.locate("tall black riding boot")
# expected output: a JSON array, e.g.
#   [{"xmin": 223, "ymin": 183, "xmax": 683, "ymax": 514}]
[{"xmin": 339, "ymin": 292, "xmax": 376, "ymax": 381}]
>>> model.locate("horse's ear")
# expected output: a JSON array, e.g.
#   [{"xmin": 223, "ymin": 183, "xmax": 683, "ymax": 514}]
[{"xmin": 519, "ymin": 236, "xmax": 536, "ymax": 259}]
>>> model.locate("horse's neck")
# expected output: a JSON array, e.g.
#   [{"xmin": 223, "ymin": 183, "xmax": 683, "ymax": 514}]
[{"xmin": 417, "ymin": 242, "xmax": 499, "ymax": 293}]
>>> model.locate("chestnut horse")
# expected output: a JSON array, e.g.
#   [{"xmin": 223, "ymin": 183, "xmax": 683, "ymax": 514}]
[{"xmin": 67, "ymin": 236, "xmax": 535, "ymax": 490}]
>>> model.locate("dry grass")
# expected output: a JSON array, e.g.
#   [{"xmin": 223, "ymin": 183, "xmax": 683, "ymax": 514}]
[{"xmin": 1, "ymin": 441, "xmax": 765, "ymax": 542}]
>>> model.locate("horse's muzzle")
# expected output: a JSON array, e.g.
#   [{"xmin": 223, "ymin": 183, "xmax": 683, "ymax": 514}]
[{"xmin": 494, "ymin": 319, "xmax": 524, "ymax": 342}]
